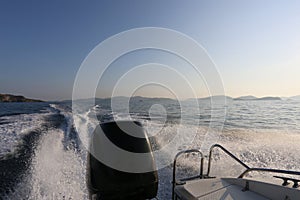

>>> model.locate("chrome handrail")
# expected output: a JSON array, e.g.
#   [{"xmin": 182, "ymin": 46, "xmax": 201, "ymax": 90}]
[
  {"xmin": 239, "ymin": 168, "xmax": 300, "ymax": 178},
  {"xmin": 172, "ymin": 149, "xmax": 204, "ymax": 200},
  {"xmin": 206, "ymin": 144, "xmax": 250, "ymax": 176},
  {"xmin": 172, "ymin": 144, "xmax": 300, "ymax": 199}
]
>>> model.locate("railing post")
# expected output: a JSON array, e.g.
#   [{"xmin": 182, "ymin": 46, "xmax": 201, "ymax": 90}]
[
  {"xmin": 200, "ymin": 157, "xmax": 204, "ymax": 178},
  {"xmin": 172, "ymin": 156, "xmax": 177, "ymax": 200},
  {"xmin": 172, "ymin": 149, "xmax": 203, "ymax": 200}
]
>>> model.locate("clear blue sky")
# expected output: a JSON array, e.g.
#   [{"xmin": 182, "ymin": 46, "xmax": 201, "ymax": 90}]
[{"xmin": 0, "ymin": 0, "xmax": 299, "ymax": 100}]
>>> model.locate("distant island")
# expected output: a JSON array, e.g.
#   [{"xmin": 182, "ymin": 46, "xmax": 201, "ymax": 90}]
[
  {"xmin": 286, "ymin": 95, "xmax": 300, "ymax": 101},
  {"xmin": 184, "ymin": 95, "xmax": 282, "ymax": 101},
  {"xmin": 234, "ymin": 95, "xmax": 281, "ymax": 101},
  {"xmin": 197, "ymin": 95, "xmax": 233, "ymax": 101},
  {"xmin": 91, "ymin": 95, "xmax": 293, "ymax": 102},
  {"xmin": 0, "ymin": 94, "xmax": 43, "ymax": 102}
]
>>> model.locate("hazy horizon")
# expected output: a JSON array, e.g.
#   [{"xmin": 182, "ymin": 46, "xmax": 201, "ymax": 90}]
[
  {"xmin": 1, "ymin": 93, "xmax": 298, "ymax": 102},
  {"xmin": 1, "ymin": 1, "xmax": 299, "ymax": 101}
]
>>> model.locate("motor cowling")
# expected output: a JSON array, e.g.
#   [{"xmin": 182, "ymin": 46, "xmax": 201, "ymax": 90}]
[{"xmin": 86, "ymin": 121, "xmax": 158, "ymax": 200}]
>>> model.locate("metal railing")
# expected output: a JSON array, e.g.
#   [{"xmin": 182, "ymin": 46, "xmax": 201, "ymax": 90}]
[
  {"xmin": 172, "ymin": 149, "xmax": 204, "ymax": 200},
  {"xmin": 239, "ymin": 168, "xmax": 300, "ymax": 178},
  {"xmin": 172, "ymin": 144, "xmax": 300, "ymax": 199},
  {"xmin": 206, "ymin": 144, "xmax": 250, "ymax": 177}
]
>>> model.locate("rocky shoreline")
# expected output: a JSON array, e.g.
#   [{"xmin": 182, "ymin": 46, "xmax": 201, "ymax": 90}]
[{"xmin": 0, "ymin": 94, "xmax": 43, "ymax": 102}]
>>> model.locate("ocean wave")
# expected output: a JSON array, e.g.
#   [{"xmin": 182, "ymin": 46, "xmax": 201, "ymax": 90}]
[
  {"xmin": 0, "ymin": 113, "xmax": 49, "ymax": 159},
  {"xmin": 1, "ymin": 99, "xmax": 300, "ymax": 199}
]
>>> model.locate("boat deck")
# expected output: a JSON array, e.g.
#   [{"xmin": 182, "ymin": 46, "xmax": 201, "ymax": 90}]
[{"xmin": 175, "ymin": 178, "xmax": 268, "ymax": 200}]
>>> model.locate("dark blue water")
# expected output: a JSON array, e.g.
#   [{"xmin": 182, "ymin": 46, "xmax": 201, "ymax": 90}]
[{"xmin": 0, "ymin": 102, "xmax": 50, "ymax": 117}]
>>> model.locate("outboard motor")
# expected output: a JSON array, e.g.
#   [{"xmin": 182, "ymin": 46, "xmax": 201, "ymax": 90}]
[{"xmin": 87, "ymin": 121, "xmax": 158, "ymax": 200}]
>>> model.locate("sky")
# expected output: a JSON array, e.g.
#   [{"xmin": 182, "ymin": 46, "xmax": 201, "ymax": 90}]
[{"xmin": 0, "ymin": 0, "xmax": 299, "ymax": 101}]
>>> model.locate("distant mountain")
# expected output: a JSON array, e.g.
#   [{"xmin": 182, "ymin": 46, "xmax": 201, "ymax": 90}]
[
  {"xmin": 71, "ymin": 95, "xmax": 285, "ymax": 103},
  {"xmin": 234, "ymin": 95, "xmax": 281, "ymax": 101},
  {"xmin": 197, "ymin": 95, "xmax": 232, "ymax": 101},
  {"xmin": 233, "ymin": 95, "xmax": 257, "ymax": 101},
  {"xmin": 0, "ymin": 94, "xmax": 43, "ymax": 102},
  {"xmin": 288, "ymin": 95, "xmax": 300, "ymax": 101},
  {"xmin": 257, "ymin": 96, "xmax": 281, "ymax": 101}
]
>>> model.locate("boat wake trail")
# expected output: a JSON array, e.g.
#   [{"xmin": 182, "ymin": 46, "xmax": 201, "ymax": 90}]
[
  {"xmin": 13, "ymin": 130, "xmax": 87, "ymax": 199},
  {"xmin": 1, "ymin": 105, "xmax": 88, "ymax": 199},
  {"xmin": 1, "ymin": 100, "xmax": 300, "ymax": 199}
]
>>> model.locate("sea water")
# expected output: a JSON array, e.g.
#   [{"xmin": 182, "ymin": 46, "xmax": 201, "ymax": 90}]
[{"xmin": 0, "ymin": 98, "xmax": 299, "ymax": 199}]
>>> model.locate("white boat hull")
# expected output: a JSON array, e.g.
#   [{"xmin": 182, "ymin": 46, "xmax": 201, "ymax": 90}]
[{"xmin": 174, "ymin": 178, "xmax": 300, "ymax": 200}]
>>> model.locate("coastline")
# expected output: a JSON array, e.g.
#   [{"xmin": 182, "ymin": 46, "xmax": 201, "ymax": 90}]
[{"xmin": 0, "ymin": 94, "xmax": 43, "ymax": 103}]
